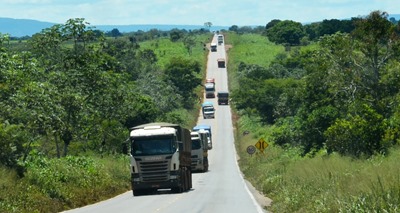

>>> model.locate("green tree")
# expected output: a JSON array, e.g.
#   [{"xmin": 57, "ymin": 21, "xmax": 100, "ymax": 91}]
[
  {"xmin": 164, "ymin": 57, "xmax": 202, "ymax": 108},
  {"xmin": 265, "ymin": 19, "xmax": 281, "ymax": 30},
  {"xmin": 266, "ymin": 20, "xmax": 305, "ymax": 45},
  {"xmin": 229, "ymin": 25, "xmax": 239, "ymax": 33},
  {"xmin": 170, "ymin": 28, "xmax": 185, "ymax": 42},
  {"xmin": 109, "ymin": 28, "xmax": 122, "ymax": 37},
  {"xmin": 232, "ymin": 77, "xmax": 302, "ymax": 124},
  {"xmin": 136, "ymin": 67, "xmax": 183, "ymax": 114},
  {"xmin": 325, "ymin": 103, "xmax": 387, "ymax": 157},
  {"xmin": 204, "ymin": 22, "xmax": 212, "ymax": 31},
  {"xmin": 0, "ymin": 121, "xmax": 31, "ymax": 176},
  {"xmin": 352, "ymin": 10, "xmax": 400, "ymax": 105},
  {"xmin": 183, "ymin": 35, "xmax": 196, "ymax": 55},
  {"xmin": 318, "ymin": 19, "xmax": 354, "ymax": 36}
]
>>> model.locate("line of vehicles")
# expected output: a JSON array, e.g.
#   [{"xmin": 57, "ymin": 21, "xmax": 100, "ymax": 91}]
[
  {"xmin": 128, "ymin": 122, "xmax": 213, "ymax": 196},
  {"xmin": 202, "ymin": 33, "xmax": 228, "ymax": 120},
  {"xmin": 127, "ymin": 34, "xmax": 226, "ymax": 196}
]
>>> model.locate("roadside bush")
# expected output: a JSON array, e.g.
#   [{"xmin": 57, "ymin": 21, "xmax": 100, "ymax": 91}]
[
  {"xmin": 0, "ymin": 121, "xmax": 31, "ymax": 175},
  {"xmin": 0, "ymin": 154, "xmax": 130, "ymax": 212},
  {"xmin": 325, "ymin": 104, "xmax": 388, "ymax": 157}
]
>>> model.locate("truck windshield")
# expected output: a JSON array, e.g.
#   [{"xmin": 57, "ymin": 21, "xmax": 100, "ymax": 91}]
[
  {"xmin": 131, "ymin": 137, "xmax": 175, "ymax": 156},
  {"xmin": 204, "ymin": 107, "xmax": 214, "ymax": 112},
  {"xmin": 192, "ymin": 139, "xmax": 202, "ymax": 150}
]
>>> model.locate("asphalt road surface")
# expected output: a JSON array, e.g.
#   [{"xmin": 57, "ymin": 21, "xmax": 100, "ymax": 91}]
[{"xmin": 63, "ymin": 34, "xmax": 270, "ymax": 213}]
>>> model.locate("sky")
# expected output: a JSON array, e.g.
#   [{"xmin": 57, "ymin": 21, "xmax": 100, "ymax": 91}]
[{"xmin": 0, "ymin": 0, "xmax": 399, "ymax": 26}]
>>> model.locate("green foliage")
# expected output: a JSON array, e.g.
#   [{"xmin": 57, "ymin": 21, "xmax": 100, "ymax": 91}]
[
  {"xmin": 266, "ymin": 20, "xmax": 306, "ymax": 46},
  {"xmin": 325, "ymin": 103, "xmax": 389, "ymax": 157},
  {"xmin": 0, "ymin": 121, "xmax": 30, "ymax": 172},
  {"xmin": 228, "ymin": 10, "xmax": 400, "ymax": 213},
  {"xmin": 271, "ymin": 116, "xmax": 301, "ymax": 147},
  {"xmin": 265, "ymin": 19, "xmax": 281, "ymax": 30},
  {"xmin": 169, "ymin": 28, "xmax": 185, "ymax": 42},
  {"xmin": 135, "ymin": 67, "xmax": 182, "ymax": 114},
  {"xmin": 225, "ymin": 32, "xmax": 285, "ymax": 95},
  {"xmin": 164, "ymin": 57, "xmax": 202, "ymax": 108},
  {"xmin": 298, "ymin": 105, "xmax": 339, "ymax": 155},
  {"xmin": 227, "ymin": 33, "xmax": 284, "ymax": 67},
  {"xmin": 318, "ymin": 19, "xmax": 355, "ymax": 36},
  {"xmin": 236, "ymin": 117, "xmax": 400, "ymax": 212},
  {"xmin": 139, "ymin": 35, "xmax": 208, "ymax": 69},
  {"xmin": 233, "ymin": 78, "xmax": 303, "ymax": 124},
  {"xmin": 1, "ymin": 18, "xmax": 208, "ymax": 211},
  {"xmin": 0, "ymin": 155, "xmax": 130, "ymax": 213}
]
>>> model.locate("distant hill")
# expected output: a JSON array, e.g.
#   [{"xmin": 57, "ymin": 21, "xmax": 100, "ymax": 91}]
[
  {"xmin": 0, "ymin": 17, "xmax": 229, "ymax": 37},
  {"xmin": 1, "ymin": 15, "xmax": 399, "ymax": 38},
  {"xmin": 389, "ymin": 14, "xmax": 400, "ymax": 21},
  {"xmin": 0, "ymin": 18, "xmax": 55, "ymax": 37}
]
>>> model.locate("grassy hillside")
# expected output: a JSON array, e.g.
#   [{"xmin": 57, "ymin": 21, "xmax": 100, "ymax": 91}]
[
  {"xmin": 225, "ymin": 33, "xmax": 400, "ymax": 212},
  {"xmin": 225, "ymin": 32, "xmax": 284, "ymax": 91},
  {"xmin": 139, "ymin": 34, "xmax": 211, "ymax": 69}
]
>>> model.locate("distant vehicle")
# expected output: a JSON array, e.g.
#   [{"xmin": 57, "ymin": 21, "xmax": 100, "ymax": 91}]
[
  {"xmin": 210, "ymin": 43, "xmax": 217, "ymax": 52},
  {"xmin": 217, "ymin": 58, "xmax": 225, "ymax": 68},
  {"xmin": 193, "ymin": 124, "xmax": 212, "ymax": 149},
  {"xmin": 129, "ymin": 122, "xmax": 192, "ymax": 196},
  {"xmin": 217, "ymin": 91, "xmax": 229, "ymax": 105},
  {"xmin": 205, "ymin": 82, "xmax": 215, "ymax": 98},
  {"xmin": 218, "ymin": 34, "xmax": 223, "ymax": 45},
  {"xmin": 190, "ymin": 131, "xmax": 210, "ymax": 172},
  {"xmin": 201, "ymin": 102, "xmax": 215, "ymax": 119},
  {"xmin": 206, "ymin": 78, "xmax": 215, "ymax": 84}
]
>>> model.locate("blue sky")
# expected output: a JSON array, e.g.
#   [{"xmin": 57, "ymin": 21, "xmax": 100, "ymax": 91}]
[{"xmin": 0, "ymin": 0, "xmax": 398, "ymax": 26}]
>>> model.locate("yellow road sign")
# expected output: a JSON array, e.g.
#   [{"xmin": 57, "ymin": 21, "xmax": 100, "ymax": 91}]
[{"xmin": 255, "ymin": 138, "xmax": 268, "ymax": 152}]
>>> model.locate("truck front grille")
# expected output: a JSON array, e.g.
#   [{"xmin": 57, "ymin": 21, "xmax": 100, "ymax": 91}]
[{"xmin": 138, "ymin": 160, "xmax": 169, "ymax": 182}]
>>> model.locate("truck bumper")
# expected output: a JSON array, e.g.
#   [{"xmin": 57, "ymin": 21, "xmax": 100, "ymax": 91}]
[
  {"xmin": 131, "ymin": 172, "xmax": 181, "ymax": 190},
  {"xmin": 206, "ymin": 93, "xmax": 215, "ymax": 98},
  {"xmin": 203, "ymin": 114, "xmax": 215, "ymax": 119},
  {"xmin": 191, "ymin": 158, "xmax": 204, "ymax": 171}
]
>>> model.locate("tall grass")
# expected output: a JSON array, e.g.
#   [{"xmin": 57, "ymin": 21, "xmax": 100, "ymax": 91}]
[
  {"xmin": 0, "ymin": 155, "xmax": 130, "ymax": 213},
  {"xmin": 236, "ymin": 115, "xmax": 400, "ymax": 212},
  {"xmin": 227, "ymin": 32, "xmax": 400, "ymax": 212}
]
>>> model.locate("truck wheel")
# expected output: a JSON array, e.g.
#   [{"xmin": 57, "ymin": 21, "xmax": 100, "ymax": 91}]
[
  {"xmin": 203, "ymin": 158, "xmax": 209, "ymax": 172},
  {"xmin": 172, "ymin": 187, "xmax": 182, "ymax": 193},
  {"xmin": 184, "ymin": 169, "xmax": 189, "ymax": 191},
  {"xmin": 173, "ymin": 169, "xmax": 185, "ymax": 193},
  {"xmin": 188, "ymin": 170, "xmax": 192, "ymax": 189},
  {"xmin": 133, "ymin": 189, "xmax": 142, "ymax": 196}
]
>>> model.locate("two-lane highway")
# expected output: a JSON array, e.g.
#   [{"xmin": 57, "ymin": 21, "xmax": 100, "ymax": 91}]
[{"xmin": 63, "ymin": 34, "xmax": 266, "ymax": 213}]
